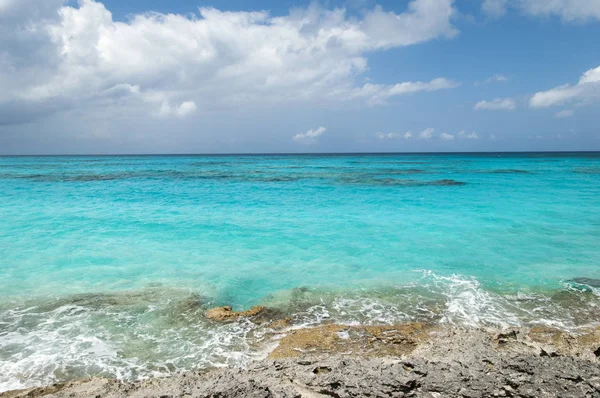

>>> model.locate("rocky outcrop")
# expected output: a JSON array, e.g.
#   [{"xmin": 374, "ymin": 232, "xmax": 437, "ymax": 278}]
[
  {"xmin": 269, "ymin": 322, "xmax": 436, "ymax": 359},
  {"xmin": 5, "ymin": 354, "xmax": 599, "ymax": 398},
  {"xmin": 3, "ymin": 325, "xmax": 600, "ymax": 398},
  {"xmin": 205, "ymin": 305, "xmax": 266, "ymax": 321}
]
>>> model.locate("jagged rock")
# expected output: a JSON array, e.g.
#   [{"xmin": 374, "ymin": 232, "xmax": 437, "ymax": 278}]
[
  {"xmin": 205, "ymin": 305, "xmax": 265, "ymax": 321},
  {"xmin": 4, "ymin": 325, "xmax": 600, "ymax": 398}
]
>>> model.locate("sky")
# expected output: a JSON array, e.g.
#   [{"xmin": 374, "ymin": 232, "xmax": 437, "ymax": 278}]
[{"xmin": 0, "ymin": 0, "xmax": 599, "ymax": 154}]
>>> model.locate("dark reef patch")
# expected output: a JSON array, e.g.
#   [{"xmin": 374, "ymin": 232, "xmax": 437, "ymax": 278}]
[
  {"xmin": 338, "ymin": 177, "xmax": 466, "ymax": 187},
  {"xmin": 569, "ymin": 278, "xmax": 600, "ymax": 288},
  {"xmin": 488, "ymin": 169, "xmax": 530, "ymax": 174},
  {"xmin": 572, "ymin": 167, "xmax": 600, "ymax": 174}
]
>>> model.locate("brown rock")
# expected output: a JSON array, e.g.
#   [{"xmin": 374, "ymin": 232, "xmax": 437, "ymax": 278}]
[
  {"xmin": 268, "ymin": 322, "xmax": 436, "ymax": 359},
  {"xmin": 527, "ymin": 326, "xmax": 600, "ymax": 359},
  {"xmin": 576, "ymin": 326, "xmax": 600, "ymax": 357},
  {"xmin": 205, "ymin": 306, "xmax": 266, "ymax": 322},
  {"xmin": 267, "ymin": 317, "xmax": 293, "ymax": 330}
]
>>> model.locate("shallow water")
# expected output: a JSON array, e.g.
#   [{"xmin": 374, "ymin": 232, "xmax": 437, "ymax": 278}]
[{"xmin": 0, "ymin": 153, "xmax": 599, "ymax": 391}]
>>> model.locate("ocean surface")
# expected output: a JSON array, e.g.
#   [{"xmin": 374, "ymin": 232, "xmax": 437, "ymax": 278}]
[{"xmin": 1, "ymin": 153, "xmax": 599, "ymax": 391}]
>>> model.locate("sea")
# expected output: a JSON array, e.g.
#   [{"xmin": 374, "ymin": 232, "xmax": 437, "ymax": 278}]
[{"xmin": 0, "ymin": 153, "xmax": 599, "ymax": 391}]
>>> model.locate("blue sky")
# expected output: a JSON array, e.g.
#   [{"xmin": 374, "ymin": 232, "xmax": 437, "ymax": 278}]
[{"xmin": 0, "ymin": 0, "xmax": 599, "ymax": 154}]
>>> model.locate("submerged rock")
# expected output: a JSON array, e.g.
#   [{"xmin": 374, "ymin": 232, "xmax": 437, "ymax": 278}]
[
  {"xmin": 205, "ymin": 305, "xmax": 266, "ymax": 322},
  {"xmin": 570, "ymin": 277, "xmax": 600, "ymax": 288},
  {"xmin": 431, "ymin": 179, "xmax": 467, "ymax": 186},
  {"xmin": 489, "ymin": 169, "xmax": 529, "ymax": 174}
]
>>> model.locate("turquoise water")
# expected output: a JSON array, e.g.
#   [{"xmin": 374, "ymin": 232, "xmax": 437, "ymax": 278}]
[{"xmin": 1, "ymin": 153, "xmax": 599, "ymax": 391}]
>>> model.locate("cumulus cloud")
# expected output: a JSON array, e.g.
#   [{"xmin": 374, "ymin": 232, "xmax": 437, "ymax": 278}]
[
  {"xmin": 530, "ymin": 66, "xmax": 600, "ymax": 108},
  {"xmin": 481, "ymin": 0, "xmax": 600, "ymax": 22},
  {"xmin": 555, "ymin": 109, "xmax": 574, "ymax": 118},
  {"xmin": 293, "ymin": 126, "xmax": 326, "ymax": 143},
  {"xmin": 439, "ymin": 132, "xmax": 454, "ymax": 140},
  {"xmin": 474, "ymin": 97, "xmax": 516, "ymax": 111},
  {"xmin": 457, "ymin": 130, "xmax": 479, "ymax": 140},
  {"xmin": 0, "ymin": 0, "xmax": 459, "ymax": 125},
  {"xmin": 419, "ymin": 128, "xmax": 434, "ymax": 140}
]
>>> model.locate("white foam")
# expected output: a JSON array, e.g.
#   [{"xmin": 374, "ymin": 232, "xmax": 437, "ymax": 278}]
[{"xmin": 3, "ymin": 278, "xmax": 599, "ymax": 393}]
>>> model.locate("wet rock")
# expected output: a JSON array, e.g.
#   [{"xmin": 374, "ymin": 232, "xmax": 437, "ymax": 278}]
[
  {"xmin": 205, "ymin": 305, "xmax": 266, "ymax": 322},
  {"xmin": 5, "ymin": 325, "xmax": 600, "ymax": 398},
  {"xmin": 266, "ymin": 317, "xmax": 292, "ymax": 330}
]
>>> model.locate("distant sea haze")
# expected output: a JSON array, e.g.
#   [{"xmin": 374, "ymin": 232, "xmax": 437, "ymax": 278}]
[{"xmin": 1, "ymin": 153, "xmax": 599, "ymax": 392}]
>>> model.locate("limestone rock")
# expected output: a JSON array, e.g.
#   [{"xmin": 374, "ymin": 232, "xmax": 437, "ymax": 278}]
[{"xmin": 205, "ymin": 305, "xmax": 265, "ymax": 321}]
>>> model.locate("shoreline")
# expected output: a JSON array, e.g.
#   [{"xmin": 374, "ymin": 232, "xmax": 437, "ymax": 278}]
[{"xmin": 3, "ymin": 322, "xmax": 599, "ymax": 398}]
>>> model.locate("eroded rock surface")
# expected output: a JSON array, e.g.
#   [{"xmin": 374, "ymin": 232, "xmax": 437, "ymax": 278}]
[
  {"xmin": 269, "ymin": 322, "xmax": 436, "ymax": 359},
  {"xmin": 3, "ymin": 325, "xmax": 600, "ymax": 398},
  {"xmin": 205, "ymin": 305, "xmax": 266, "ymax": 321}
]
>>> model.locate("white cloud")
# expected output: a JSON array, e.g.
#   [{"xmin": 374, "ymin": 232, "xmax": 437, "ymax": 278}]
[
  {"xmin": 475, "ymin": 74, "xmax": 508, "ymax": 86},
  {"xmin": 555, "ymin": 109, "xmax": 574, "ymax": 118},
  {"xmin": 351, "ymin": 78, "xmax": 460, "ymax": 105},
  {"xmin": 0, "ymin": 0, "xmax": 460, "ymax": 125},
  {"xmin": 482, "ymin": 0, "xmax": 509, "ymax": 17},
  {"xmin": 474, "ymin": 97, "xmax": 516, "ymax": 111},
  {"xmin": 519, "ymin": 0, "xmax": 600, "ymax": 22},
  {"xmin": 293, "ymin": 126, "xmax": 326, "ymax": 143},
  {"xmin": 485, "ymin": 74, "xmax": 508, "ymax": 83},
  {"xmin": 376, "ymin": 132, "xmax": 400, "ymax": 140},
  {"xmin": 375, "ymin": 129, "xmax": 479, "ymax": 142},
  {"xmin": 419, "ymin": 128, "xmax": 434, "ymax": 140},
  {"xmin": 530, "ymin": 66, "xmax": 600, "ymax": 108},
  {"xmin": 457, "ymin": 130, "xmax": 479, "ymax": 140},
  {"xmin": 482, "ymin": 0, "xmax": 600, "ymax": 22},
  {"xmin": 375, "ymin": 131, "xmax": 416, "ymax": 140},
  {"xmin": 159, "ymin": 101, "xmax": 197, "ymax": 118}
]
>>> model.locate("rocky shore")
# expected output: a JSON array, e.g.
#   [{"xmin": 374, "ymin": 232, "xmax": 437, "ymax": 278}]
[{"xmin": 3, "ymin": 316, "xmax": 600, "ymax": 397}]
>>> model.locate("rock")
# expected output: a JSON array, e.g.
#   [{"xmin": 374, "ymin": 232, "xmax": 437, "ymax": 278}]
[
  {"xmin": 528, "ymin": 326, "xmax": 570, "ymax": 349},
  {"xmin": 268, "ymin": 322, "xmax": 436, "ymax": 359},
  {"xmin": 4, "ymin": 325, "xmax": 600, "ymax": 398},
  {"xmin": 205, "ymin": 305, "xmax": 266, "ymax": 322},
  {"xmin": 266, "ymin": 317, "xmax": 292, "ymax": 330},
  {"xmin": 6, "ymin": 354, "xmax": 599, "ymax": 398},
  {"xmin": 495, "ymin": 329, "xmax": 519, "ymax": 346},
  {"xmin": 570, "ymin": 277, "xmax": 600, "ymax": 288}
]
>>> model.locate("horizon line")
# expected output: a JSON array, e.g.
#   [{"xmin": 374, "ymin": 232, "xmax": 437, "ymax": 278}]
[{"xmin": 1, "ymin": 150, "xmax": 600, "ymax": 157}]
